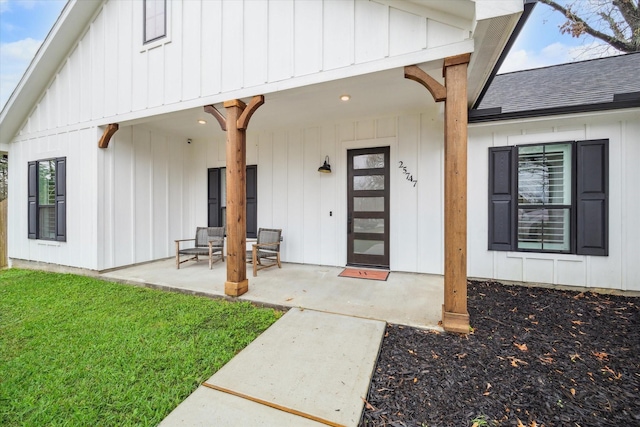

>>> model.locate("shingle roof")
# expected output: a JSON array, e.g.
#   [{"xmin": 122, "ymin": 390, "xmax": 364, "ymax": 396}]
[{"xmin": 473, "ymin": 52, "xmax": 640, "ymax": 116}]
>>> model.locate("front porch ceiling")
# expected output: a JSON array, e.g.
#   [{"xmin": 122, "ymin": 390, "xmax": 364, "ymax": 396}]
[{"xmin": 136, "ymin": 64, "xmax": 446, "ymax": 139}]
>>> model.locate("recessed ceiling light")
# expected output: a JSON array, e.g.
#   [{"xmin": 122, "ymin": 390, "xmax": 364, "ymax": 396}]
[
  {"xmin": 340, "ymin": 94, "xmax": 351, "ymax": 101},
  {"xmin": 197, "ymin": 119, "xmax": 207, "ymax": 125}
]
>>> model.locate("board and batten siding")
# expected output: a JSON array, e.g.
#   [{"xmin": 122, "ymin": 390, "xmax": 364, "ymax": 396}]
[
  {"xmin": 200, "ymin": 109, "xmax": 445, "ymax": 273},
  {"xmin": 97, "ymin": 125, "xmax": 198, "ymax": 270},
  {"xmin": 17, "ymin": 0, "xmax": 469, "ymax": 138},
  {"xmin": 7, "ymin": 128, "xmax": 99, "ymax": 269},
  {"xmin": 91, "ymin": 109, "xmax": 446, "ymax": 272},
  {"xmin": 468, "ymin": 111, "xmax": 640, "ymax": 291}
]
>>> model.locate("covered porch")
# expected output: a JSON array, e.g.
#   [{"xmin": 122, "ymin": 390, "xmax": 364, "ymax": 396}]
[{"xmin": 100, "ymin": 259, "xmax": 443, "ymax": 329}]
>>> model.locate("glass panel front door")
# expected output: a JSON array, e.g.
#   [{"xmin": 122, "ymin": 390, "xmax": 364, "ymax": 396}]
[{"xmin": 347, "ymin": 147, "xmax": 390, "ymax": 267}]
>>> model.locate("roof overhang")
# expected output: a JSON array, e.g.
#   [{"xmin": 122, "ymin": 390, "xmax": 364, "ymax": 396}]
[{"xmin": 0, "ymin": 0, "xmax": 104, "ymax": 144}]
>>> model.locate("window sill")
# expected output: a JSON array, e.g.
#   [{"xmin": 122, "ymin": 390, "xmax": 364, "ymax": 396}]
[
  {"xmin": 506, "ymin": 252, "xmax": 583, "ymax": 262},
  {"xmin": 36, "ymin": 240, "xmax": 62, "ymax": 247},
  {"xmin": 140, "ymin": 37, "xmax": 171, "ymax": 53}
]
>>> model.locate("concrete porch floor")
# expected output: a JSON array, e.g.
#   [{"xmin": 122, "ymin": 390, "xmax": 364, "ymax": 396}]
[{"xmin": 100, "ymin": 258, "xmax": 444, "ymax": 329}]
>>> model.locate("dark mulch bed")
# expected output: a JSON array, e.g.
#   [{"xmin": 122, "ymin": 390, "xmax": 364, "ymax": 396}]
[{"xmin": 360, "ymin": 280, "xmax": 640, "ymax": 427}]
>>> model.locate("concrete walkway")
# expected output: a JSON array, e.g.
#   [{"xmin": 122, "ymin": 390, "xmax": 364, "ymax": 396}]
[
  {"xmin": 100, "ymin": 259, "xmax": 443, "ymax": 425},
  {"xmin": 158, "ymin": 308, "xmax": 386, "ymax": 427}
]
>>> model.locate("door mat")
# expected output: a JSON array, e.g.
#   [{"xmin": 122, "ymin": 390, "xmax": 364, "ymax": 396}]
[{"xmin": 338, "ymin": 268, "xmax": 389, "ymax": 281}]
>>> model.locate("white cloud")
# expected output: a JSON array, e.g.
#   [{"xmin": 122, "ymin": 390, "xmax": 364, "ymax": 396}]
[
  {"xmin": 0, "ymin": 37, "xmax": 42, "ymax": 109},
  {"xmin": 567, "ymin": 42, "xmax": 622, "ymax": 62},
  {"xmin": 1, "ymin": 36, "xmax": 40, "ymax": 60},
  {"xmin": 499, "ymin": 41, "xmax": 623, "ymax": 74}
]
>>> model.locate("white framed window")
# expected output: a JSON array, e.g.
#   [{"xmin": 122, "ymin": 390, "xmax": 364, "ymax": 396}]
[
  {"xmin": 488, "ymin": 139, "xmax": 608, "ymax": 256},
  {"xmin": 28, "ymin": 158, "xmax": 66, "ymax": 241},
  {"xmin": 143, "ymin": 0, "xmax": 168, "ymax": 45},
  {"xmin": 517, "ymin": 143, "xmax": 572, "ymax": 251}
]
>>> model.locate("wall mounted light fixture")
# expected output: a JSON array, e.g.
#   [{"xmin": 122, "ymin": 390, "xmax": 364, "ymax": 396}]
[{"xmin": 318, "ymin": 156, "xmax": 331, "ymax": 173}]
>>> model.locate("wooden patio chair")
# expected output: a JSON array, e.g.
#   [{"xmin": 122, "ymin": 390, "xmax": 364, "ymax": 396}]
[
  {"xmin": 175, "ymin": 227, "xmax": 225, "ymax": 269},
  {"xmin": 251, "ymin": 228, "xmax": 282, "ymax": 276}
]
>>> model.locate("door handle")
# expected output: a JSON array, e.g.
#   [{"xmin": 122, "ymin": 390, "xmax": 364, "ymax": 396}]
[{"xmin": 348, "ymin": 214, "xmax": 352, "ymax": 234}]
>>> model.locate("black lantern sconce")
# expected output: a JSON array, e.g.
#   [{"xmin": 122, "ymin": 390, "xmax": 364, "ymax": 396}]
[{"xmin": 318, "ymin": 156, "xmax": 331, "ymax": 173}]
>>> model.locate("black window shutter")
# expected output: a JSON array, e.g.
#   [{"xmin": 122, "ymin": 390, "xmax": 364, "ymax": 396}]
[
  {"xmin": 246, "ymin": 165, "xmax": 258, "ymax": 239},
  {"xmin": 55, "ymin": 158, "xmax": 66, "ymax": 241},
  {"xmin": 488, "ymin": 146, "xmax": 516, "ymax": 251},
  {"xmin": 576, "ymin": 139, "xmax": 608, "ymax": 256},
  {"xmin": 28, "ymin": 161, "xmax": 37, "ymax": 239},
  {"xmin": 207, "ymin": 168, "xmax": 220, "ymax": 227}
]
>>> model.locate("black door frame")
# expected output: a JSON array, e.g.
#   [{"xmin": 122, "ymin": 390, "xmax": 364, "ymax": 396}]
[
  {"xmin": 346, "ymin": 146, "xmax": 390, "ymax": 268},
  {"xmin": 208, "ymin": 165, "xmax": 257, "ymax": 238}
]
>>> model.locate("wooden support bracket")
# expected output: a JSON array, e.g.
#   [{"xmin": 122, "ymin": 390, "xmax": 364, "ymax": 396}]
[
  {"xmin": 204, "ymin": 105, "xmax": 227, "ymax": 131},
  {"xmin": 404, "ymin": 65, "xmax": 446, "ymax": 102},
  {"xmin": 237, "ymin": 95, "xmax": 265, "ymax": 130},
  {"xmin": 98, "ymin": 123, "xmax": 119, "ymax": 149}
]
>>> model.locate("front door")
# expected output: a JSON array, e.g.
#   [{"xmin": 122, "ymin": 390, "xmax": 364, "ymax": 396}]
[{"xmin": 347, "ymin": 147, "xmax": 390, "ymax": 268}]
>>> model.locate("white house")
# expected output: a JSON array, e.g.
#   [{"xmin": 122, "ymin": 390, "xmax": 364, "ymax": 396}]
[
  {"xmin": 2, "ymin": 0, "xmax": 596, "ymax": 333},
  {"xmin": 468, "ymin": 52, "xmax": 640, "ymax": 292}
]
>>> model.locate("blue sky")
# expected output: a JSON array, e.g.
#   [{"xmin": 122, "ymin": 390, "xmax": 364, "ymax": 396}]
[
  {"xmin": 498, "ymin": 1, "xmax": 619, "ymax": 73},
  {"xmin": 0, "ymin": 0, "xmax": 622, "ymax": 110},
  {"xmin": 0, "ymin": 0, "xmax": 66, "ymax": 109}
]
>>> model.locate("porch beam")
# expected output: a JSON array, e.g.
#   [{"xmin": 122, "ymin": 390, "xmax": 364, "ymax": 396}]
[
  {"xmin": 404, "ymin": 54, "xmax": 470, "ymax": 334},
  {"xmin": 222, "ymin": 97, "xmax": 264, "ymax": 297},
  {"xmin": 442, "ymin": 53, "xmax": 470, "ymax": 334},
  {"xmin": 98, "ymin": 123, "xmax": 119, "ymax": 149}
]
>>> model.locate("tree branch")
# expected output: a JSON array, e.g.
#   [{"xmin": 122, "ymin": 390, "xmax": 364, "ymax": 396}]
[
  {"xmin": 612, "ymin": 0, "xmax": 640, "ymax": 50},
  {"xmin": 539, "ymin": 0, "xmax": 636, "ymax": 52},
  {"xmin": 612, "ymin": 0, "xmax": 639, "ymax": 28},
  {"xmin": 599, "ymin": 11, "xmax": 626, "ymax": 43}
]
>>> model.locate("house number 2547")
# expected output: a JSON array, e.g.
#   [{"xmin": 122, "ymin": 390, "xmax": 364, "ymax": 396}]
[{"xmin": 398, "ymin": 161, "xmax": 417, "ymax": 187}]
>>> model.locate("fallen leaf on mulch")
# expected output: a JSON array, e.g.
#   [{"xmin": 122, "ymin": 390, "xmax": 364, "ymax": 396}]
[
  {"xmin": 514, "ymin": 342, "xmax": 528, "ymax": 351},
  {"xmin": 361, "ymin": 396, "xmax": 376, "ymax": 411},
  {"xmin": 360, "ymin": 280, "xmax": 640, "ymax": 427},
  {"xmin": 508, "ymin": 356, "xmax": 528, "ymax": 367},
  {"xmin": 601, "ymin": 366, "xmax": 622, "ymax": 379},
  {"xmin": 592, "ymin": 351, "xmax": 609, "ymax": 361},
  {"xmin": 538, "ymin": 355, "xmax": 554, "ymax": 365}
]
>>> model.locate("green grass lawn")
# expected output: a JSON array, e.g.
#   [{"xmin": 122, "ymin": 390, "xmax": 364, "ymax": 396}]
[{"xmin": 0, "ymin": 269, "xmax": 282, "ymax": 426}]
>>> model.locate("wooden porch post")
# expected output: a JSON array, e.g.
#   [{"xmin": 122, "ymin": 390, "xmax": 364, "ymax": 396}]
[
  {"xmin": 442, "ymin": 54, "xmax": 470, "ymax": 334},
  {"xmin": 208, "ymin": 96, "xmax": 264, "ymax": 297},
  {"xmin": 223, "ymin": 100, "xmax": 248, "ymax": 296},
  {"xmin": 404, "ymin": 53, "xmax": 470, "ymax": 334}
]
